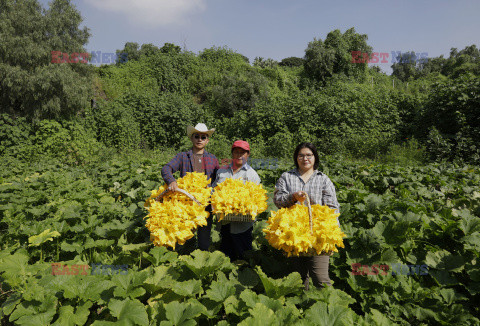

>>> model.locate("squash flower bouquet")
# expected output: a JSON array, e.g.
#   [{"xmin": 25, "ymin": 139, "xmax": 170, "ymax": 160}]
[
  {"xmin": 144, "ymin": 172, "xmax": 212, "ymax": 248},
  {"xmin": 211, "ymin": 178, "xmax": 268, "ymax": 221},
  {"xmin": 263, "ymin": 204, "xmax": 346, "ymax": 257}
]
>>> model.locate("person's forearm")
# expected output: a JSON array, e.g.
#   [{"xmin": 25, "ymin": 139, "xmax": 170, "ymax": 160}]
[
  {"xmin": 161, "ymin": 164, "xmax": 176, "ymax": 185},
  {"xmin": 273, "ymin": 190, "xmax": 296, "ymax": 208}
]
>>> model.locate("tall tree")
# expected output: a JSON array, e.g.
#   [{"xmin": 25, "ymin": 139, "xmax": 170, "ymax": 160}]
[
  {"xmin": 303, "ymin": 28, "xmax": 372, "ymax": 84},
  {"xmin": 391, "ymin": 51, "xmax": 419, "ymax": 81},
  {"xmin": 160, "ymin": 43, "xmax": 181, "ymax": 55},
  {"xmin": 413, "ymin": 45, "xmax": 480, "ymax": 80},
  {"xmin": 116, "ymin": 42, "xmax": 141, "ymax": 64},
  {"xmin": 0, "ymin": 0, "xmax": 92, "ymax": 119},
  {"xmin": 279, "ymin": 57, "xmax": 304, "ymax": 67}
]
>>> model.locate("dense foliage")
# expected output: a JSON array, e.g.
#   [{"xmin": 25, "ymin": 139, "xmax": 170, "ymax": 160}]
[
  {"xmin": 1, "ymin": 1, "xmax": 479, "ymax": 323},
  {"xmin": 0, "ymin": 0, "xmax": 92, "ymax": 120},
  {"xmin": 1, "ymin": 1, "xmax": 479, "ymax": 162},
  {"xmin": 1, "ymin": 153, "xmax": 479, "ymax": 325}
]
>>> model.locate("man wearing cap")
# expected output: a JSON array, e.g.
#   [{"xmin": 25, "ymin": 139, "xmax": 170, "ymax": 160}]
[
  {"xmin": 161, "ymin": 123, "xmax": 220, "ymax": 251},
  {"xmin": 211, "ymin": 140, "xmax": 261, "ymax": 261}
]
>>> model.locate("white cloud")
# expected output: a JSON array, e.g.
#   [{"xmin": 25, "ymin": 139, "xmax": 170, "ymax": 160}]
[{"xmin": 85, "ymin": 0, "xmax": 206, "ymax": 27}]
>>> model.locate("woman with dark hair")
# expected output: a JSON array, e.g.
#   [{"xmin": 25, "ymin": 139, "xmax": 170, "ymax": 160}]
[{"xmin": 273, "ymin": 142, "xmax": 340, "ymax": 289}]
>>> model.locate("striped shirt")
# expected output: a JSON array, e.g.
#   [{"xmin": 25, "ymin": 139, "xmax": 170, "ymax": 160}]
[{"xmin": 273, "ymin": 169, "xmax": 340, "ymax": 226}]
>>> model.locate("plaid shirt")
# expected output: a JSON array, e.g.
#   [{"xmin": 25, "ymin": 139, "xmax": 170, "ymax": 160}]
[
  {"xmin": 273, "ymin": 169, "xmax": 340, "ymax": 225},
  {"xmin": 161, "ymin": 149, "xmax": 219, "ymax": 186}
]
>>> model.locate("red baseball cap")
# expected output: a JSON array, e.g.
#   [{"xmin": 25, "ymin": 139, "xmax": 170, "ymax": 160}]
[{"xmin": 232, "ymin": 140, "xmax": 250, "ymax": 151}]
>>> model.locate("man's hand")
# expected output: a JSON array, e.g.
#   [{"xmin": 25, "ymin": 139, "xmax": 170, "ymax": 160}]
[
  {"xmin": 293, "ymin": 191, "xmax": 306, "ymax": 203},
  {"xmin": 167, "ymin": 181, "xmax": 179, "ymax": 192}
]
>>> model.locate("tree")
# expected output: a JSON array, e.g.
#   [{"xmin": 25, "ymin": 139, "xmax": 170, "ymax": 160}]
[
  {"xmin": 418, "ymin": 75, "xmax": 480, "ymax": 162},
  {"xmin": 0, "ymin": 0, "xmax": 92, "ymax": 119},
  {"xmin": 391, "ymin": 51, "xmax": 419, "ymax": 81},
  {"xmin": 279, "ymin": 57, "xmax": 304, "ymax": 67},
  {"xmin": 253, "ymin": 57, "xmax": 278, "ymax": 68},
  {"xmin": 414, "ymin": 45, "xmax": 480, "ymax": 80},
  {"xmin": 116, "ymin": 42, "xmax": 141, "ymax": 64},
  {"xmin": 116, "ymin": 42, "xmax": 178, "ymax": 65},
  {"xmin": 139, "ymin": 43, "xmax": 160, "ymax": 58},
  {"xmin": 160, "ymin": 43, "xmax": 181, "ymax": 55},
  {"xmin": 303, "ymin": 28, "xmax": 372, "ymax": 84},
  {"xmin": 209, "ymin": 72, "xmax": 268, "ymax": 117}
]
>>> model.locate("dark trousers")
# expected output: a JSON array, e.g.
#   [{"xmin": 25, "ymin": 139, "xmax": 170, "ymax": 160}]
[
  {"xmin": 176, "ymin": 214, "xmax": 212, "ymax": 253},
  {"xmin": 296, "ymin": 255, "xmax": 331, "ymax": 290},
  {"xmin": 197, "ymin": 214, "xmax": 213, "ymax": 251},
  {"xmin": 219, "ymin": 224, "xmax": 253, "ymax": 261}
]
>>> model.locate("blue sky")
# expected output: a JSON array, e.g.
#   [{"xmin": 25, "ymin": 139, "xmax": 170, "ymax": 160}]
[{"xmin": 40, "ymin": 0, "xmax": 480, "ymax": 73}]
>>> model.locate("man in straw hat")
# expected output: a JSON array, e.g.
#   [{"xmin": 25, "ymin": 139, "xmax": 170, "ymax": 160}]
[{"xmin": 161, "ymin": 123, "xmax": 220, "ymax": 251}]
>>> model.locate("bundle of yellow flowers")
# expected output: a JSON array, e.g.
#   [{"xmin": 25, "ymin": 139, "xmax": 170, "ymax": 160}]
[
  {"xmin": 211, "ymin": 178, "xmax": 268, "ymax": 221},
  {"xmin": 263, "ymin": 204, "xmax": 346, "ymax": 257},
  {"xmin": 144, "ymin": 172, "xmax": 212, "ymax": 248}
]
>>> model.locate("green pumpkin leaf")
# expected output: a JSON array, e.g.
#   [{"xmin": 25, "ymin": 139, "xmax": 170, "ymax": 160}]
[
  {"xmin": 107, "ymin": 298, "xmax": 148, "ymax": 326},
  {"xmin": 364, "ymin": 308, "xmax": 393, "ymax": 326},
  {"xmin": 121, "ymin": 243, "xmax": 151, "ymax": 252},
  {"xmin": 143, "ymin": 246, "xmax": 178, "ymax": 266},
  {"xmin": 179, "ymin": 250, "xmax": 234, "ymax": 279},
  {"xmin": 205, "ymin": 279, "xmax": 236, "ymax": 302},
  {"xmin": 238, "ymin": 303, "xmax": 277, "ymax": 326},
  {"xmin": 172, "ymin": 280, "xmax": 203, "ymax": 297},
  {"xmin": 51, "ymin": 301, "xmax": 93, "ymax": 326},
  {"xmin": 304, "ymin": 301, "xmax": 352, "ymax": 326},
  {"xmin": 255, "ymin": 266, "xmax": 303, "ymax": 299},
  {"xmin": 163, "ymin": 300, "xmax": 206, "ymax": 325},
  {"xmin": 425, "ymin": 250, "xmax": 465, "ymax": 272},
  {"xmin": 28, "ymin": 229, "xmax": 60, "ymax": 247}
]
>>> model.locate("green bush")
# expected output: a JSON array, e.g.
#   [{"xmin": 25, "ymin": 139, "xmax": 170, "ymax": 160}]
[
  {"xmin": 0, "ymin": 114, "xmax": 33, "ymax": 160},
  {"xmin": 0, "ymin": 115, "xmax": 104, "ymax": 164},
  {"xmin": 380, "ymin": 138, "xmax": 426, "ymax": 165},
  {"xmin": 93, "ymin": 100, "xmax": 141, "ymax": 150},
  {"xmin": 418, "ymin": 75, "xmax": 480, "ymax": 162}
]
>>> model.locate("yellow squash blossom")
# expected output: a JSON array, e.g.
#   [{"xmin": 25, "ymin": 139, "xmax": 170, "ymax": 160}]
[
  {"xmin": 144, "ymin": 172, "xmax": 211, "ymax": 248},
  {"xmin": 264, "ymin": 204, "xmax": 346, "ymax": 257},
  {"xmin": 211, "ymin": 178, "xmax": 268, "ymax": 221}
]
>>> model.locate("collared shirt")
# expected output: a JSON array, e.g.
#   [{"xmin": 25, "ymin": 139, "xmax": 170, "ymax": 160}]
[
  {"xmin": 212, "ymin": 163, "xmax": 261, "ymax": 234},
  {"xmin": 273, "ymin": 169, "xmax": 340, "ymax": 226},
  {"xmin": 161, "ymin": 149, "xmax": 219, "ymax": 186}
]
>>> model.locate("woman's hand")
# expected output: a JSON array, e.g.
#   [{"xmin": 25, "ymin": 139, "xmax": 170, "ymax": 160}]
[{"xmin": 293, "ymin": 191, "xmax": 306, "ymax": 203}]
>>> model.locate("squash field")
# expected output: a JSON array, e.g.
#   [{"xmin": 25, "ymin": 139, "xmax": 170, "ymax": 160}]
[{"xmin": 1, "ymin": 155, "xmax": 479, "ymax": 325}]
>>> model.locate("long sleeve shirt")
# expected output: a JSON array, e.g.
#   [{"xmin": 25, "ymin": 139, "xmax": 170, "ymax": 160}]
[
  {"xmin": 211, "ymin": 163, "xmax": 261, "ymax": 234},
  {"xmin": 273, "ymin": 169, "xmax": 340, "ymax": 226},
  {"xmin": 161, "ymin": 149, "xmax": 219, "ymax": 186}
]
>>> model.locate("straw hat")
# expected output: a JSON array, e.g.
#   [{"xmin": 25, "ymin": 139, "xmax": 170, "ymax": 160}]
[{"xmin": 186, "ymin": 123, "xmax": 215, "ymax": 138}]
